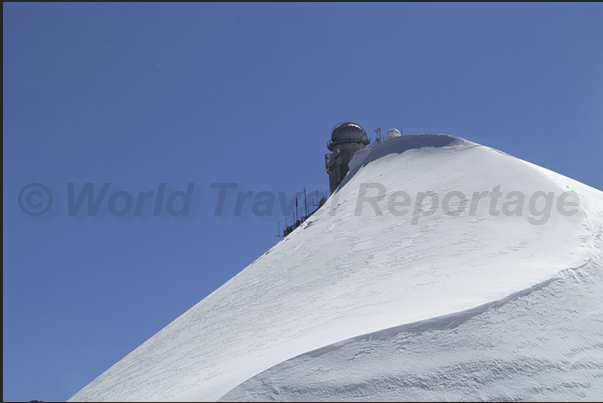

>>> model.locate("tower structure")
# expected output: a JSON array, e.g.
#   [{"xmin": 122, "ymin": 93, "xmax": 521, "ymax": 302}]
[{"xmin": 325, "ymin": 122, "xmax": 370, "ymax": 194}]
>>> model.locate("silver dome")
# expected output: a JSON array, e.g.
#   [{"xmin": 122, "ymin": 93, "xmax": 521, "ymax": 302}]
[{"xmin": 330, "ymin": 122, "xmax": 369, "ymax": 145}]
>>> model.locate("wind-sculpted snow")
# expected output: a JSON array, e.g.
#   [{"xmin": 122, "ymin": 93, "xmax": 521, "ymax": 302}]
[
  {"xmin": 69, "ymin": 135, "xmax": 603, "ymax": 402},
  {"xmin": 341, "ymin": 134, "xmax": 462, "ymax": 190},
  {"xmin": 222, "ymin": 261, "xmax": 603, "ymax": 401}
]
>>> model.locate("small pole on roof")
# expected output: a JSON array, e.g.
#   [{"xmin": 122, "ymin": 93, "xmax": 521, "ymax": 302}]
[
  {"xmin": 304, "ymin": 186, "xmax": 307, "ymax": 219},
  {"xmin": 374, "ymin": 127, "xmax": 382, "ymax": 144}
]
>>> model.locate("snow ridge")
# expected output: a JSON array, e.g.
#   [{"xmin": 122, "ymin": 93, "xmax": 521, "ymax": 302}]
[
  {"xmin": 223, "ymin": 163, "xmax": 603, "ymax": 402},
  {"xmin": 69, "ymin": 135, "xmax": 603, "ymax": 402}
]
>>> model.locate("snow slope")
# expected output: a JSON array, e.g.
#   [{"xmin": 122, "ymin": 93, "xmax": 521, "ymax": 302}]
[
  {"xmin": 69, "ymin": 135, "xmax": 603, "ymax": 402},
  {"xmin": 222, "ymin": 261, "xmax": 603, "ymax": 402}
]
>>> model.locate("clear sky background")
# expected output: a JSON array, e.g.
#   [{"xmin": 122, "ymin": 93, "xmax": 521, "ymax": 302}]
[{"xmin": 3, "ymin": 3, "xmax": 602, "ymax": 402}]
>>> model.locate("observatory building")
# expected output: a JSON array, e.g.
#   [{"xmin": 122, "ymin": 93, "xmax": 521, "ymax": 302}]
[{"xmin": 325, "ymin": 122, "xmax": 370, "ymax": 194}]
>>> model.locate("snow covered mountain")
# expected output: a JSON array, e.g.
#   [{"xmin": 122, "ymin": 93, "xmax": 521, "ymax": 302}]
[{"xmin": 69, "ymin": 135, "xmax": 603, "ymax": 402}]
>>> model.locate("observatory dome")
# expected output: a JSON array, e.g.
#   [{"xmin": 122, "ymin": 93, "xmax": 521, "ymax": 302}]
[
  {"xmin": 330, "ymin": 122, "xmax": 370, "ymax": 145},
  {"xmin": 386, "ymin": 128, "xmax": 402, "ymax": 139}
]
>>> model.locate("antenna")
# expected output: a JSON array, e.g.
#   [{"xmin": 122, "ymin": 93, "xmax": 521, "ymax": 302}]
[
  {"xmin": 304, "ymin": 186, "xmax": 307, "ymax": 219},
  {"xmin": 373, "ymin": 127, "xmax": 382, "ymax": 146}
]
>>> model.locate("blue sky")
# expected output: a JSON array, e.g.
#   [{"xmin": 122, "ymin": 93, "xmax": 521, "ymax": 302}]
[{"xmin": 3, "ymin": 3, "xmax": 602, "ymax": 401}]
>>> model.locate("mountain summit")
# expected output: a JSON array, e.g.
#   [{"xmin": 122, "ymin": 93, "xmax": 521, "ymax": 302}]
[{"xmin": 70, "ymin": 135, "xmax": 603, "ymax": 402}]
